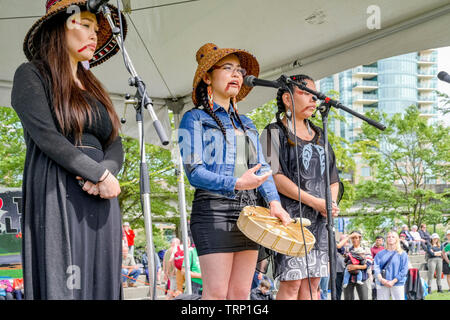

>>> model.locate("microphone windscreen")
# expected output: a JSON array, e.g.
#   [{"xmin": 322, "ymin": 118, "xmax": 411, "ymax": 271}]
[
  {"xmin": 438, "ymin": 71, "xmax": 448, "ymax": 81},
  {"xmin": 243, "ymin": 75, "xmax": 256, "ymax": 87}
]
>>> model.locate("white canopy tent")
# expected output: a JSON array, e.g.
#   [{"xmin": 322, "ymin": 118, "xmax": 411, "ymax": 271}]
[
  {"xmin": 1, "ymin": 0, "xmax": 450, "ymax": 146},
  {"xmin": 1, "ymin": 0, "xmax": 450, "ymax": 298}
]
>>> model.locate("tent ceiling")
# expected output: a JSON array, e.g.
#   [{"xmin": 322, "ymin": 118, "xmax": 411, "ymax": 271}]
[{"xmin": 1, "ymin": 0, "xmax": 450, "ymax": 147}]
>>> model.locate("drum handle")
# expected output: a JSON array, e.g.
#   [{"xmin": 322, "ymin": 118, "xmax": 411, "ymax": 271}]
[{"xmin": 244, "ymin": 212, "xmax": 311, "ymax": 227}]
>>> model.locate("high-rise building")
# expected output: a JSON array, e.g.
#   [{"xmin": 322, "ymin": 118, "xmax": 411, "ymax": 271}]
[{"xmin": 317, "ymin": 49, "xmax": 439, "ymax": 183}]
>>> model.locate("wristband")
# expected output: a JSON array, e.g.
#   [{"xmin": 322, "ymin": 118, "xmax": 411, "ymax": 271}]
[{"xmin": 99, "ymin": 171, "xmax": 110, "ymax": 183}]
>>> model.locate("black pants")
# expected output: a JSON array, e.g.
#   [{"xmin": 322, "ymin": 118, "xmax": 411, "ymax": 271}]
[{"xmin": 335, "ymin": 272, "xmax": 344, "ymax": 300}]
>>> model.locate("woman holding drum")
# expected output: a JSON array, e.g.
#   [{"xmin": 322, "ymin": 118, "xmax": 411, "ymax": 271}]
[{"xmin": 178, "ymin": 43, "xmax": 291, "ymax": 300}]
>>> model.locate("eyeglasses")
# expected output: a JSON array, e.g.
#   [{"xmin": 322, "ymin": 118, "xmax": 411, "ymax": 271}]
[{"xmin": 211, "ymin": 64, "xmax": 247, "ymax": 77}]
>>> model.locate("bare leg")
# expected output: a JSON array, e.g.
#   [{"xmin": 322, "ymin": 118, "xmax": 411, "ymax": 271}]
[
  {"xmin": 276, "ymin": 280, "xmax": 302, "ymax": 300},
  {"xmin": 227, "ymin": 250, "xmax": 259, "ymax": 300},
  {"xmin": 198, "ymin": 252, "xmax": 233, "ymax": 300},
  {"xmin": 297, "ymin": 277, "xmax": 321, "ymax": 300}
]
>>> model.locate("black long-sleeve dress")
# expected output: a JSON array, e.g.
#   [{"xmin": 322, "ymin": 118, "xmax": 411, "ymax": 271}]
[{"xmin": 11, "ymin": 62, "xmax": 124, "ymax": 300}]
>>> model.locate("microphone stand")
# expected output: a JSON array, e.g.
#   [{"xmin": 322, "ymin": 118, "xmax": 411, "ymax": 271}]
[
  {"xmin": 280, "ymin": 75, "xmax": 386, "ymax": 300},
  {"xmin": 101, "ymin": 4, "xmax": 170, "ymax": 300}
]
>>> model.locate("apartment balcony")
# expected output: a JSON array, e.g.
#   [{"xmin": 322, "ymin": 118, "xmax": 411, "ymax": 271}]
[
  {"xmin": 352, "ymin": 66, "xmax": 378, "ymax": 77},
  {"xmin": 417, "ymin": 69, "xmax": 436, "ymax": 79},
  {"xmin": 352, "ymin": 80, "xmax": 378, "ymax": 91},
  {"xmin": 417, "ymin": 93, "xmax": 437, "ymax": 104},
  {"xmin": 417, "ymin": 81, "xmax": 437, "ymax": 92},
  {"xmin": 417, "ymin": 55, "xmax": 437, "ymax": 66},
  {"xmin": 419, "ymin": 106, "xmax": 437, "ymax": 118},
  {"xmin": 353, "ymin": 93, "xmax": 378, "ymax": 104}
]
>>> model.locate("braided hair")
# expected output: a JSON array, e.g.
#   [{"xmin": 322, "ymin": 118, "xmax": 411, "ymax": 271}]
[
  {"xmin": 275, "ymin": 74, "xmax": 322, "ymax": 145},
  {"xmin": 194, "ymin": 80, "xmax": 248, "ymax": 138}
]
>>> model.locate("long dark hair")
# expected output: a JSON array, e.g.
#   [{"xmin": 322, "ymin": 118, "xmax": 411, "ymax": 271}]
[
  {"xmin": 32, "ymin": 14, "xmax": 120, "ymax": 146},
  {"xmin": 275, "ymin": 74, "xmax": 321, "ymax": 145}
]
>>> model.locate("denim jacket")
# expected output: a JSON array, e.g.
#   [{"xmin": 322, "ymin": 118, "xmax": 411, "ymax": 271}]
[{"xmin": 178, "ymin": 102, "xmax": 280, "ymax": 204}]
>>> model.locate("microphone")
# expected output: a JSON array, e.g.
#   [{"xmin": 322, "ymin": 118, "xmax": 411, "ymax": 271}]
[
  {"xmin": 86, "ymin": 0, "xmax": 110, "ymax": 13},
  {"xmin": 438, "ymin": 71, "xmax": 450, "ymax": 84},
  {"xmin": 243, "ymin": 75, "xmax": 283, "ymax": 89}
]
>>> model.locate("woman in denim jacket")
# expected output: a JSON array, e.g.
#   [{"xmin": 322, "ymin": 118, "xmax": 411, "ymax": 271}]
[{"xmin": 178, "ymin": 43, "xmax": 291, "ymax": 300}]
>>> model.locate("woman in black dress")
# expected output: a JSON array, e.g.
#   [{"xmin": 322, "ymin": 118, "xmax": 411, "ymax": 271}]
[
  {"xmin": 261, "ymin": 74, "xmax": 342, "ymax": 300},
  {"xmin": 11, "ymin": 1, "xmax": 127, "ymax": 299}
]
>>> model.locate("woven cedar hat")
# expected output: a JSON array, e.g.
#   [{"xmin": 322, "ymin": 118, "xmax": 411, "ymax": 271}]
[
  {"xmin": 192, "ymin": 43, "xmax": 260, "ymax": 106},
  {"xmin": 23, "ymin": 0, "xmax": 127, "ymax": 68}
]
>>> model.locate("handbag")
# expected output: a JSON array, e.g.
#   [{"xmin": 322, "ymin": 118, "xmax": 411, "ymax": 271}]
[{"xmin": 380, "ymin": 251, "xmax": 397, "ymax": 279}]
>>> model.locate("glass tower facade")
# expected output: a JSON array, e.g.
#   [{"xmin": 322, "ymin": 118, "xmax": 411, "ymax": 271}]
[{"xmin": 317, "ymin": 49, "xmax": 439, "ymax": 183}]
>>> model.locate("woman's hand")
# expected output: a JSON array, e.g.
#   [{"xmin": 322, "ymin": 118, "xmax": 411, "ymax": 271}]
[
  {"xmin": 381, "ymin": 279, "xmax": 395, "ymax": 288},
  {"xmin": 76, "ymin": 176, "xmax": 100, "ymax": 196},
  {"xmin": 311, "ymin": 197, "xmax": 340, "ymax": 217},
  {"xmin": 269, "ymin": 200, "xmax": 292, "ymax": 227},
  {"xmin": 97, "ymin": 170, "xmax": 121, "ymax": 199},
  {"xmin": 347, "ymin": 265, "xmax": 357, "ymax": 272},
  {"xmin": 235, "ymin": 164, "xmax": 272, "ymax": 190}
]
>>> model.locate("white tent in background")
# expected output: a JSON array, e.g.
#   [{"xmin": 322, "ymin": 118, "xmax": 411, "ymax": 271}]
[
  {"xmin": 1, "ymin": 0, "xmax": 450, "ymax": 298},
  {"xmin": 1, "ymin": 0, "xmax": 450, "ymax": 144}
]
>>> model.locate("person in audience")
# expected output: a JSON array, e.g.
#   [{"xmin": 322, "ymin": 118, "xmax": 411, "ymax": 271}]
[
  {"xmin": 410, "ymin": 225, "xmax": 423, "ymax": 254},
  {"xmin": 373, "ymin": 231, "xmax": 409, "ymax": 300},
  {"xmin": 425, "ymin": 233, "xmax": 443, "ymax": 293},
  {"xmin": 122, "ymin": 245, "xmax": 141, "ymax": 288}
]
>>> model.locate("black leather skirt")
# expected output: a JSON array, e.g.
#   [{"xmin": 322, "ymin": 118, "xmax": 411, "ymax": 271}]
[{"xmin": 190, "ymin": 188, "xmax": 259, "ymax": 256}]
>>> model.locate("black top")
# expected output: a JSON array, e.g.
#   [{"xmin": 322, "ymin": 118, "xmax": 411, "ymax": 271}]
[
  {"xmin": 69, "ymin": 92, "xmax": 113, "ymax": 150},
  {"xmin": 260, "ymin": 120, "xmax": 341, "ymax": 252}
]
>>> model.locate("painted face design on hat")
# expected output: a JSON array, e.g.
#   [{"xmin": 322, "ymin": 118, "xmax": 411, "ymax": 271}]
[{"xmin": 65, "ymin": 11, "xmax": 99, "ymax": 63}]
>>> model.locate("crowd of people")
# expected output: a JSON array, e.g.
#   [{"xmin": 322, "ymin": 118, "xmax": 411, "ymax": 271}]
[{"xmin": 327, "ymin": 226, "xmax": 450, "ymax": 300}]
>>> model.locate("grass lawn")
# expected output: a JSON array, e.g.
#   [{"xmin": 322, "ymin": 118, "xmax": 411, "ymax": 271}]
[
  {"xmin": 0, "ymin": 269, "xmax": 23, "ymax": 279},
  {"xmin": 425, "ymin": 291, "xmax": 450, "ymax": 300}
]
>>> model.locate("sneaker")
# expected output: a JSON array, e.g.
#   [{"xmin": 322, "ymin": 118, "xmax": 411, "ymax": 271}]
[{"xmin": 357, "ymin": 281, "xmax": 363, "ymax": 285}]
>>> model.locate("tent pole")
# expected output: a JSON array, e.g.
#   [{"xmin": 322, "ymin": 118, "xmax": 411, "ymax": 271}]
[{"xmin": 173, "ymin": 110, "xmax": 192, "ymax": 295}]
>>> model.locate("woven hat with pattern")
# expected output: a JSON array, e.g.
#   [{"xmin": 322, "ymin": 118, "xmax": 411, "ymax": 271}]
[
  {"xmin": 192, "ymin": 43, "xmax": 260, "ymax": 106},
  {"xmin": 23, "ymin": 0, "xmax": 127, "ymax": 68}
]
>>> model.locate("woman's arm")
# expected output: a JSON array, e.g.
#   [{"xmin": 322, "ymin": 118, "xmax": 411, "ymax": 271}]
[
  {"xmin": 273, "ymin": 174, "xmax": 339, "ymax": 216},
  {"xmin": 99, "ymin": 136, "xmax": 124, "ymax": 176},
  {"xmin": 11, "ymin": 63, "xmax": 107, "ymax": 183},
  {"xmin": 178, "ymin": 110, "xmax": 239, "ymax": 198}
]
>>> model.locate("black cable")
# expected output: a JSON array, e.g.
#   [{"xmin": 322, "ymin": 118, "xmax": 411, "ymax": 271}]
[
  {"xmin": 125, "ymin": 13, "xmax": 175, "ymax": 99},
  {"xmin": 285, "ymin": 85, "xmax": 313, "ymax": 300},
  {"xmin": 116, "ymin": 0, "xmax": 133, "ymax": 74}
]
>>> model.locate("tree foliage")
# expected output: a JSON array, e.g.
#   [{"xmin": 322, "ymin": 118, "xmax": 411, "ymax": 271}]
[
  {"xmin": 352, "ymin": 105, "xmax": 450, "ymax": 234},
  {"xmin": 0, "ymin": 107, "xmax": 25, "ymax": 187}
]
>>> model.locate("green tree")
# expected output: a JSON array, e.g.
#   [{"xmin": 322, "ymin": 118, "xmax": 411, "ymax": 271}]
[
  {"xmin": 351, "ymin": 105, "xmax": 450, "ymax": 237},
  {"xmin": 0, "ymin": 107, "xmax": 25, "ymax": 187}
]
